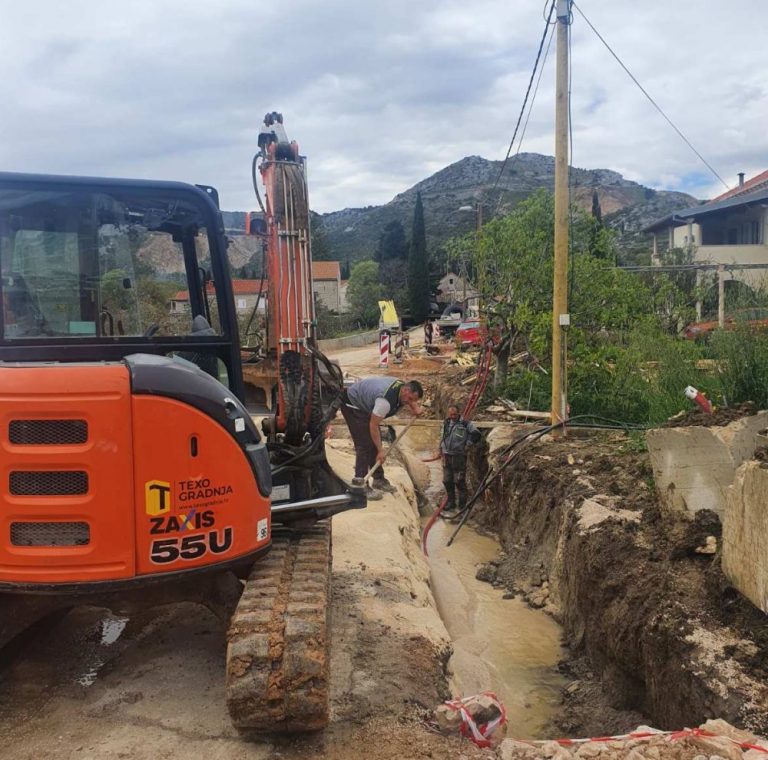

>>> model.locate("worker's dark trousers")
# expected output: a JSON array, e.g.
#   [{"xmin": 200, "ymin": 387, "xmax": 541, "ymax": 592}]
[
  {"xmin": 443, "ymin": 453, "xmax": 467, "ymax": 510},
  {"xmin": 340, "ymin": 403, "xmax": 384, "ymax": 480}
]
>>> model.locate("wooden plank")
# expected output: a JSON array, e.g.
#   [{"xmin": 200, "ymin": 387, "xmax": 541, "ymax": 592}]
[{"xmin": 328, "ymin": 417, "xmax": 543, "ymax": 429}]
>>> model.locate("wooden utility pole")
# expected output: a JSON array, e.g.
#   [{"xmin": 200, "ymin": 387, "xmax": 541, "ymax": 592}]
[{"xmin": 551, "ymin": 0, "xmax": 570, "ymax": 428}]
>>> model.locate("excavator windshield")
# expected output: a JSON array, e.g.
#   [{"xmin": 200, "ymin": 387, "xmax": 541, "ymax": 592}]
[{"xmin": 0, "ymin": 174, "xmax": 244, "ymax": 395}]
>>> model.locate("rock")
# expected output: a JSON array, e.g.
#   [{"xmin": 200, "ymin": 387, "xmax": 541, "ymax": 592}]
[
  {"xmin": 433, "ymin": 704, "xmax": 462, "ymax": 733},
  {"xmin": 433, "ymin": 695, "xmax": 502, "ymax": 737},
  {"xmin": 538, "ymin": 741, "xmax": 572, "ymax": 759},
  {"xmin": 625, "ymin": 751, "xmax": 646, "ymax": 760},
  {"xmin": 687, "ymin": 734, "xmax": 743, "ymax": 760},
  {"xmin": 475, "ymin": 565, "xmax": 498, "ymax": 584},
  {"xmin": 575, "ymin": 743, "xmax": 603, "ymax": 757},
  {"xmin": 694, "ymin": 535, "xmax": 717, "ymax": 554},
  {"xmin": 499, "ymin": 738, "xmax": 540, "ymax": 759},
  {"xmin": 700, "ymin": 718, "xmax": 762, "ymax": 747}
]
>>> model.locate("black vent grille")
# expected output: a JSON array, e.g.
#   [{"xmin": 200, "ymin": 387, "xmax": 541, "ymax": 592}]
[
  {"xmin": 9, "ymin": 470, "xmax": 89, "ymax": 496},
  {"xmin": 9, "ymin": 419, "xmax": 88, "ymax": 445},
  {"xmin": 10, "ymin": 521, "xmax": 90, "ymax": 546}
]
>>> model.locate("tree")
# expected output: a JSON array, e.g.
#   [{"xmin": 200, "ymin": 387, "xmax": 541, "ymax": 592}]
[
  {"xmin": 591, "ymin": 188, "xmax": 603, "ymax": 226},
  {"xmin": 470, "ymin": 189, "xmax": 667, "ymax": 389},
  {"xmin": 375, "ymin": 220, "xmax": 409, "ymax": 306},
  {"xmin": 310, "ymin": 214, "xmax": 332, "ymax": 261},
  {"xmin": 587, "ymin": 188, "xmax": 613, "ymax": 261},
  {"xmin": 407, "ymin": 192, "xmax": 430, "ymax": 323},
  {"xmin": 375, "ymin": 220, "xmax": 408, "ymax": 263},
  {"xmin": 347, "ymin": 261, "xmax": 383, "ymax": 327}
]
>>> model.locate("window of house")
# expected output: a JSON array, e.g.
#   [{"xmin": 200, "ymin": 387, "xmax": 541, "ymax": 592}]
[{"xmin": 237, "ymin": 298, "xmax": 247, "ymax": 309}]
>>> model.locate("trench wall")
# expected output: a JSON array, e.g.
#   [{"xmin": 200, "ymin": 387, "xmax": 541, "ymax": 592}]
[{"xmin": 468, "ymin": 431, "xmax": 768, "ymax": 734}]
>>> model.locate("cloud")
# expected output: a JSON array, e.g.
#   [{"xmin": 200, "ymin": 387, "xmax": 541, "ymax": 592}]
[{"xmin": 0, "ymin": 0, "xmax": 765, "ymax": 212}]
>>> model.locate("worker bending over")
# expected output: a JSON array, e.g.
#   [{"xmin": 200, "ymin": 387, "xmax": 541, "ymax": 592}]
[
  {"xmin": 341, "ymin": 377, "xmax": 424, "ymax": 500},
  {"xmin": 440, "ymin": 404, "xmax": 481, "ymax": 519}
]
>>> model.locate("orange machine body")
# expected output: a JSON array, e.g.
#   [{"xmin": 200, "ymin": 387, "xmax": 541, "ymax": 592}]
[{"xmin": 0, "ymin": 363, "xmax": 270, "ymax": 586}]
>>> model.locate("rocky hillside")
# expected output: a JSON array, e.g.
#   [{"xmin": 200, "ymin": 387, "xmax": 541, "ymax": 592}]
[{"xmin": 143, "ymin": 154, "xmax": 695, "ymax": 272}]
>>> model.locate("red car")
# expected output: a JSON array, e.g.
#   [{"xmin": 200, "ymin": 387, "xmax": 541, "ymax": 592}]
[
  {"xmin": 682, "ymin": 308, "xmax": 768, "ymax": 340},
  {"xmin": 455, "ymin": 320, "xmax": 489, "ymax": 348}
]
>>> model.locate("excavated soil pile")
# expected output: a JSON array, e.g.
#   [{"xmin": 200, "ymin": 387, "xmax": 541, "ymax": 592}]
[
  {"xmin": 663, "ymin": 401, "xmax": 758, "ymax": 428},
  {"xmin": 467, "ymin": 431, "xmax": 768, "ymax": 738}
]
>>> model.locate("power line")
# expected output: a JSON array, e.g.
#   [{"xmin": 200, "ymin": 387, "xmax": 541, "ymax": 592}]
[
  {"xmin": 493, "ymin": 23, "xmax": 555, "ymax": 217},
  {"xmin": 571, "ymin": 1, "xmax": 729, "ymax": 191},
  {"xmin": 491, "ymin": 0, "xmax": 556, "ymax": 200}
]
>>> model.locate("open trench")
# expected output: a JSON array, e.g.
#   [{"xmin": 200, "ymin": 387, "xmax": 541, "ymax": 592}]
[{"xmin": 397, "ymin": 425, "xmax": 567, "ymax": 738}]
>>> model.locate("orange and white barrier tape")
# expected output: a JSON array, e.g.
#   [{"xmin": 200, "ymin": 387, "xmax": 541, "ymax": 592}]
[{"xmin": 443, "ymin": 692, "xmax": 507, "ymax": 748}]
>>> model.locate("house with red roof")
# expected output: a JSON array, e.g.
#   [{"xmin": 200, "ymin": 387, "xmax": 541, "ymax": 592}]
[
  {"xmin": 171, "ymin": 279, "xmax": 268, "ymax": 315},
  {"xmin": 170, "ymin": 261, "xmax": 346, "ymax": 316},
  {"xmin": 311, "ymin": 261, "xmax": 343, "ymax": 312}
]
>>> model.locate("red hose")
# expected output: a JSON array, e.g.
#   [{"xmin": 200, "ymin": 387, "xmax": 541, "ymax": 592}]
[{"xmin": 421, "ymin": 340, "xmax": 494, "ymax": 556}]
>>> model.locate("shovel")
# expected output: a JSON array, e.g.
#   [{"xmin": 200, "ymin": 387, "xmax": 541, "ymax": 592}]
[{"xmin": 355, "ymin": 415, "xmax": 419, "ymax": 487}]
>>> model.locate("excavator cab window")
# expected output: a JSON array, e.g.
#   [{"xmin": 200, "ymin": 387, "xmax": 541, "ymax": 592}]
[
  {"xmin": 0, "ymin": 176, "xmax": 245, "ymax": 400},
  {"xmin": 0, "ymin": 191, "xmax": 217, "ymax": 339}
]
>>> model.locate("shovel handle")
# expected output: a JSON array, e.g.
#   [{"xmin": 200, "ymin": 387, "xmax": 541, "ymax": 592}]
[{"xmin": 363, "ymin": 415, "xmax": 418, "ymax": 482}]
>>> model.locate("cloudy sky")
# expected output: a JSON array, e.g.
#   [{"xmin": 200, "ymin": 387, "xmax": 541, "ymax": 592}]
[{"xmin": 1, "ymin": 1, "xmax": 765, "ymax": 213}]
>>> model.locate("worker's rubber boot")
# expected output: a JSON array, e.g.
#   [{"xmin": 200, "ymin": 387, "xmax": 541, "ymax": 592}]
[
  {"xmin": 365, "ymin": 485, "xmax": 384, "ymax": 501},
  {"xmin": 372, "ymin": 477, "xmax": 396, "ymax": 494}
]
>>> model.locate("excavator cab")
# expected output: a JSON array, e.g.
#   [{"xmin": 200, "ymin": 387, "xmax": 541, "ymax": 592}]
[{"xmin": 0, "ymin": 171, "xmax": 360, "ymax": 646}]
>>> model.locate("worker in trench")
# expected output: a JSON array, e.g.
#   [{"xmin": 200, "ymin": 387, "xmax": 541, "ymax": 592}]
[
  {"xmin": 340, "ymin": 377, "xmax": 424, "ymax": 500},
  {"xmin": 440, "ymin": 404, "xmax": 481, "ymax": 519}
]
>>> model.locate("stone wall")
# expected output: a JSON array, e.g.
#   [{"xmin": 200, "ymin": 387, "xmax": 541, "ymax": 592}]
[
  {"xmin": 646, "ymin": 412, "xmax": 768, "ymax": 518},
  {"xmin": 723, "ymin": 460, "xmax": 768, "ymax": 614}
]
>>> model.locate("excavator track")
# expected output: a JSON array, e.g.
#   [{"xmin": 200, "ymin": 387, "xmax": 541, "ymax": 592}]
[{"xmin": 225, "ymin": 523, "xmax": 331, "ymax": 734}]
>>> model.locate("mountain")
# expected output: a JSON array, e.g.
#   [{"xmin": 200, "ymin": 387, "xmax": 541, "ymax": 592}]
[{"xmin": 216, "ymin": 153, "xmax": 698, "ymax": 269}]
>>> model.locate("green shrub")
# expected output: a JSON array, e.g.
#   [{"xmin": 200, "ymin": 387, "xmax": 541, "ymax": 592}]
[{"xmin": 710, "ymin": 327, "xmax": 768, "ymax": 409}]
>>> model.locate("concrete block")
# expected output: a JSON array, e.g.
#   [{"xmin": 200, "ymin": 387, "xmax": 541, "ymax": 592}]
[
  {"xmin": 723, "ymin": 460, "xmax": 768, "ymax": 614},
  {"xmin": 646, "ymin": 412, "xmax": 768, "ymax": 518}
]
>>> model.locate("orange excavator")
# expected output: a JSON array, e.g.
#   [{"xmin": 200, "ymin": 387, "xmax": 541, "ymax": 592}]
[{"xmin": 0, "ymin": 113, "xmax": 364, "ymax": 732}]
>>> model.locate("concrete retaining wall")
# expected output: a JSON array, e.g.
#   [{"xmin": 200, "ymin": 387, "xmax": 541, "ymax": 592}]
[
  {"xmin": 723, "ymin": 460, "xmax": 768, "ymax": 614},
  {"xmin": 646, "ymin": 412, "xmax": 768, "ymax": 518},
  {"xmin": 317, "ymin": 329, "xmax": 378, "ymax": 353}
]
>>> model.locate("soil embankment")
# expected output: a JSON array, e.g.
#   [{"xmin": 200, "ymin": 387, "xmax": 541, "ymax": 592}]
[{"xmin": 466, "ymin": 429, "xmax": 768, "ymax": 736}]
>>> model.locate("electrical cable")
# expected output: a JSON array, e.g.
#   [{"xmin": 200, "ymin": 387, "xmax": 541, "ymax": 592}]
[
  {"xmin": 421, "ymin": 339, "xmax": 495, "ymax": 556},
  {"xmin": 251, "ymin": 153, "xmax": 266, "ymax": 214},
  {"xmin": 517, "ymin": 24, "xmax": 555, "ymax": 163},
  {"xmin": 491, "ymin": 0, "xmax": 556, "ymax": 203},
  {"xmin": 444, "ymin": 412, "xmax": 647, "ymax": 546},
  {"xmin": 571, "ymin": 1, "xmax": 729, "ymax": 191},
  {"xmin": 493, "ymin": 22, "xmax": 556, "ymax": 219}
]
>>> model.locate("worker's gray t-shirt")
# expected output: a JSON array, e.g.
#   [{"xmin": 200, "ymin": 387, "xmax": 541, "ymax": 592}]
[{"xmin": 346, "ymin": 376, "xmax": 400, "ymax": 417}]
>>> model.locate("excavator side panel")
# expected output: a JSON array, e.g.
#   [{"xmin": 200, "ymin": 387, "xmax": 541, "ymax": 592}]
[
  {"xmin": 0, "ymin": 364, "xmax": 136, "ymax": 584},
  {"xmin": 131, "ymin": 395, "xmax": 270, "ymax": 575}
]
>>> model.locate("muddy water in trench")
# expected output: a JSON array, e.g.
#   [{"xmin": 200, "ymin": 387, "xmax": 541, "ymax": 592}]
[{"xmin": 399, "ymin": 425, "xmax": 566, "ymax": 738}]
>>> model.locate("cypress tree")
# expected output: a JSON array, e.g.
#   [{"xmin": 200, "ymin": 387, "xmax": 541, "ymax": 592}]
[{"xmin": 407, "ymin": 192, "xmax": 430, "ymax": 322}]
